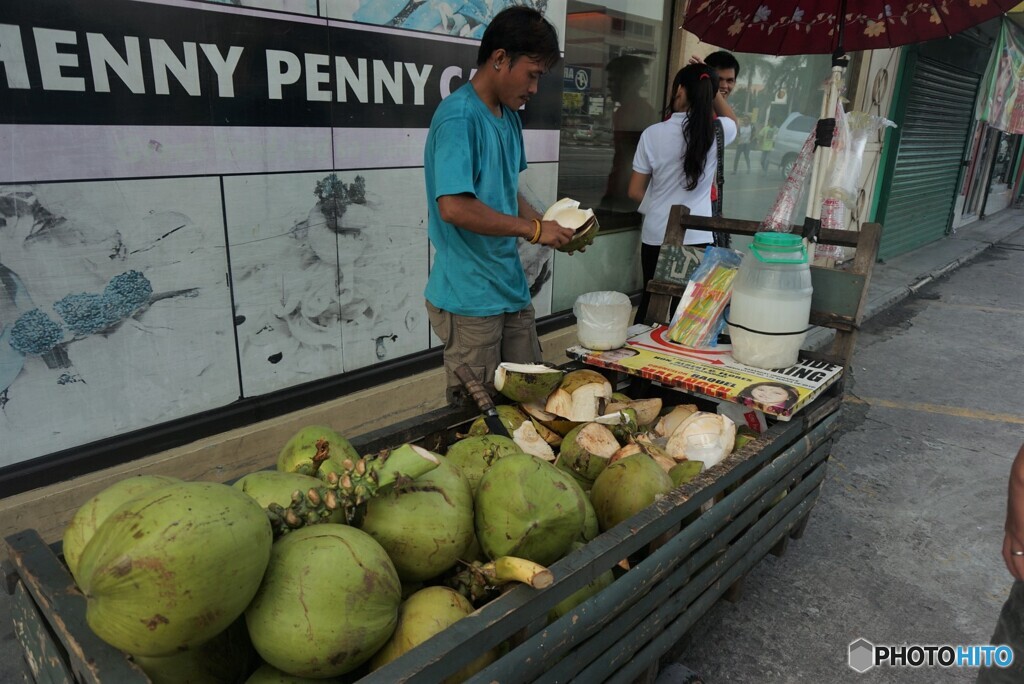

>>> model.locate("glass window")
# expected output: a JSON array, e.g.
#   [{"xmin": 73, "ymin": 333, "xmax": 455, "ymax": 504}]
[
  {"xmin": 552, "ymin": 0, "xmax": 673, "ymax": 314},
  {"xmin": 717, "ymin": 52, "xmax": 833, "ymax": 227}
]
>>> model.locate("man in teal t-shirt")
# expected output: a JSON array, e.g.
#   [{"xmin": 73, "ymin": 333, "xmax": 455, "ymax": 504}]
[{"xmin": 424, "ymin": 6, "xmax": 574, "ymax": 406}]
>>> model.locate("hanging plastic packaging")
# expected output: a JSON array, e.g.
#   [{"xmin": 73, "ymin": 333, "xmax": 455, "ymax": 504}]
[
  {"xmin": 823, "ymin": 111, "xmax": 896, "ymax": 207},
  {"xmin": 759, "ymin": 131, "xmax": 817, "ymax": 233},
  {"xmin": 814, "ymin": 198, "xmax": 846, "ymax": 260}
]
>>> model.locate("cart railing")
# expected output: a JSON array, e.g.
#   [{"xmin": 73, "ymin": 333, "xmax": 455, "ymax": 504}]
[{"xmin": 646, "ymin": 207, "xmax": 882, "ymax": 373}]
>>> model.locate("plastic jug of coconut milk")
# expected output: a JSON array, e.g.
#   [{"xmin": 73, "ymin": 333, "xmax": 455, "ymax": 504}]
[{"xmin": 727, "ymin": 233, "xmax": 812, "ymax": 369}]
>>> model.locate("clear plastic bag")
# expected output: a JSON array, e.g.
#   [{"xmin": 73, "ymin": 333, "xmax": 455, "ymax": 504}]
[
  {"xmin": 823, "ymin": 111, "xmax": 896, "ymax": 207},
  {"xmin": 760, "ymin": 131, "xmax": 816, "ymax": 233},
  {"xmin": 667, "ymin": 247, "xmax": 743, "ymax": 348},
  {"xmin": 814, "ymin": 198, "xmax": 846, "ymax": 260}
]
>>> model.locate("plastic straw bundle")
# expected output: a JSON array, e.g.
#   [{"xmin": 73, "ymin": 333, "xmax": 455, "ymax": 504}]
[{"xmin": 667, "ymin": 248, "xmax": 742, "ymax": 347}]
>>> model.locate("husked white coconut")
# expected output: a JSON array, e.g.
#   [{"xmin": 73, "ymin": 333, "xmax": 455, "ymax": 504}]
[
  {"xmin": 665, "ymin": 412, "xmax": 736, "ymax": 467},
  {"xmin": 512, "ymin": 421, "xmax": 556, "ymax": 461},
  {"xmin": 544, "ymin": 370, "xmax": 613, "ymax": 422},
  {"xmin": 654, "ymin": 405, "xmax": 699, "ymax": 437},
  {"xmin": 606, "ymin": 398, "xmax": 662, "ymax": 427}
]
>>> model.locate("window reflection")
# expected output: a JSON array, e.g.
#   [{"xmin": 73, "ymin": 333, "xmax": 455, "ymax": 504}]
[
  {"xmin": 558, "ymin": 1, "xmax": 669, "ymax": 230},
  {"xmin": 715, "ymin": 52, "xmax": 833, "ymax": 225}
]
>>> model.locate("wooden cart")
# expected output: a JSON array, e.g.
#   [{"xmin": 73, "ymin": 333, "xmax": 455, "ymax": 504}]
[{"xmin": 3, "ymin": 210, "xmax": 881, "ymax": 683}]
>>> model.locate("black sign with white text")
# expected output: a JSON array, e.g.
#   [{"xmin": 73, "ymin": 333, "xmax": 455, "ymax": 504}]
[{"xmin": 0, "ymin": 0, "xmax": 562, "ymax": 129}]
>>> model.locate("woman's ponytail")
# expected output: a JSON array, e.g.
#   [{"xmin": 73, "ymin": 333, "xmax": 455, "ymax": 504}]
[{"xmin": 671, "ymin": 64, "xmax": 718, "ymax": 191}]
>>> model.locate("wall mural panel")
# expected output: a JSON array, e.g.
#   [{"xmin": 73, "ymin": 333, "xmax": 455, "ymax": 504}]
[{"xmin": 0, "ymin": 178, "xmax": 237, "ymax": 465}]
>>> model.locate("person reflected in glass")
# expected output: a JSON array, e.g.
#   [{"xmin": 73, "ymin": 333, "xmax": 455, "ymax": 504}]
[
  {"xmin": 757, "ymin": 120, "xmax": 778, "ymax": 173},
  {"xmin": 733, "ymin": 115, "xmax": 753, "ymax": 173},
  {"xmin": 627, "ymin": 64, "xmax": 737, "ymax": 325},
  {"xmin": 600, "ymin": 56, "xmax": 657, "ymax": 213}
]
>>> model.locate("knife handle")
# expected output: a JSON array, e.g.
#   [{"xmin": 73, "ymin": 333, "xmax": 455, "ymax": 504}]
[{"xmin": 454, "ymin": 365, "xmax": 496, "ymax": 414}]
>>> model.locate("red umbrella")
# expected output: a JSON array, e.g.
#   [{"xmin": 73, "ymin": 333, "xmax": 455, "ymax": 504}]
[
  {"xmin": 684, "ymin": 0, "xmax": 1018, "ymax": 57},
  {"xmin": 684, "ymin": 0, "xmax": 1017, "ymax": 239}
]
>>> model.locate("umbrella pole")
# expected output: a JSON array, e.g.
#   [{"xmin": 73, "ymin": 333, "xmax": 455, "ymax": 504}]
[
  {"xmin": 802, "ymin": 0, "xmax": 847, "ymax": 256},
  {"xmin": 804, "ymin": 63, "xmax": 844, "ymax": 225}
]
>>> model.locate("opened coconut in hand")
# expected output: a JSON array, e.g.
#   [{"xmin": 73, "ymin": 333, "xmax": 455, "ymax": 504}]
[{"xmin": 544, "ymin": 198, "xmax": 599, "ymax": 253}]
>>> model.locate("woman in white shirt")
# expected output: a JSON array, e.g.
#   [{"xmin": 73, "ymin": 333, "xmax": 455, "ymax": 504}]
[{"xmin": 628, "ymin": 63, "xmax": 737, "ymax": 324}]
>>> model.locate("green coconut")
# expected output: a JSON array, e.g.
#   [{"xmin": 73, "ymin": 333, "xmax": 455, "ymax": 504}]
[
  {"xmin": 276, "ymin": 425, "xmax": 360, "ymax": 478},
  {"xmin": 77, "ymin": 482, "xmax": 272, "ymax": 657},
  {"xmin": 62, "ymin": 475, "xmax": 180, "ymax": 584},
  {"xmin": 493, "ymin": 362, "xmax": 564, "ymax": 404},
  {"xmin": 467, "ymin": 405, "xmax": 529, "ymax": 437},
  {"xmin": 244, "ymin": 663, "xmax": 341, "ymax": 683},
  {"xmin": 543, "ymin": 197, "xmax": 600, "ymax": 253},
  {"xmin": 245, "ymin": 524, "xmax": 401, "ymax": 678},
  {"xmin": 555, "ymin": 422, "xmax": 621, "ymax": 490},
  {"xmin": 668, "ymin": 460, "xmax": 705, "ymax": 488},
  {"xmin": 360, "ymin": 456, "xmax": 475, "ymax": 582},
  {"xmin": 371, "ymin": 586, "xmax": 497, "ymax": 682},
  {"xmin": 548, "ymin": 544, "xmax": 614, "ymax": 622},
  {"xmin": 590, "ymin": 453, "xmax": 674, "ymax": 533},
  {"xmin": 475, "ymin": 453, "xmax": 588, "ymax": 566},
  {"xmin": 444, "ymin": 435, "xmax": 523, "ymax": 495},
  {"xmin": 233, "ymin": 470, "xmax": 345, "ymax": 524},
  {"xmin": 580, "ymin": 494, "xmax": 599, "ymax": 542},
  {"xmin": 132, "ymin": 617, "xmax": 257, "ymax": 684}
]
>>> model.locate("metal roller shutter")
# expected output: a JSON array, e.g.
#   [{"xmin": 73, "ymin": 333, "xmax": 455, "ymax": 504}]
[{"xmin": 877, "ymin": 55, "xmax": 980, "ymax": 260}]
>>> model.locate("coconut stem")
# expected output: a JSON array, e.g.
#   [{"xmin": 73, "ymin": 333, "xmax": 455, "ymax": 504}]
[
  {"xmin": 446, "ymin": 556, "xmax": 553, "ymax": 604},
  {"xmin": 265, "ymin": 444, "xmax": 441, "ymax": 538},
  {"xmin": 487, "ymin": 556, "xmax": 554, "ymax": 589}
]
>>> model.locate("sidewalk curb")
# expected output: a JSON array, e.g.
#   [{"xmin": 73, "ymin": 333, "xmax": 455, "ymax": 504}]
[{"xmin": 805, "ymin": 237, "xmax": 1001, "ymax": 354}]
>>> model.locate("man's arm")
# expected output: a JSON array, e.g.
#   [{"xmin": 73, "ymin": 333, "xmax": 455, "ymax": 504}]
[
  {"xmin": 1003, "ymin": 443, "xmax": 1024, "ymax": 579},
  {"xmin": 518, "ymin": 193, "xmax": 543, "ymax": 222},
  {"xmin": 436, "ymin": 193, "xmax": 573, "ymax": 248},
  {"xmin": 713, "ymin": 91, "xmax": 738, "ymax": 127}
]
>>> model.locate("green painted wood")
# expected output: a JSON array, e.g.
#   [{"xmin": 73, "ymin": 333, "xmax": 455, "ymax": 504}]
[
  {"xmin": 605, "ymin": 482, "xmax": 824, "ymax": 684},
  {"xmin": 479, "ymin": 423, "xmax": 836, "ymax": 684},
  {"xmin": 12, "ymin": 582, "xmax": 74, "ymax": 684},
  {"xmin": 530, "ymin": 444, "xmax": 830, "ymax": 684},
  {"xmin": 810, "ymin": 268, "xmax": 866, "ymax": 323},
  {"xmin": 4, "ymin": 530, "xmax": 149, "ymax": 684},
  {"xmin": 875, "ymin": 55, "xmax": 981, "ymax": 260}
]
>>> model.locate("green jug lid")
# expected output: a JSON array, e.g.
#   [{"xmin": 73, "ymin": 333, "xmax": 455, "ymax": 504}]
[
  {"xmin": 753, "ymin": 232, "xmax": 803, "ymax": 250},
  {"xmin": 750, "ymin": 232, "xmax": 807, "ymax": 263}
]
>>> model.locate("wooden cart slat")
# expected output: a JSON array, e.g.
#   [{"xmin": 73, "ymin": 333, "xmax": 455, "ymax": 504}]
[
  {"xmin": 4, "ymin": 531, "xmax": 149, "ymax": 684},
  {"xmin": 12, "ymin": 582, "xmax": 74, "ymax": 684}
]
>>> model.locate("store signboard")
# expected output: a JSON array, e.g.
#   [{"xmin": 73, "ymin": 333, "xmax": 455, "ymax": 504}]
[{"xmin": 563, "ymin": 64, "xmax": 591, "ymax": 92}]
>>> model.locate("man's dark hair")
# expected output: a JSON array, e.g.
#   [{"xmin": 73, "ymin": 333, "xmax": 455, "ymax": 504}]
[
  {"xmin": 477, "ymin": 6, "xmax": 560, "ymax": 70},
  {"xmin": 705, "ymin": 50, "xmax": 740, "ymax": 77}
]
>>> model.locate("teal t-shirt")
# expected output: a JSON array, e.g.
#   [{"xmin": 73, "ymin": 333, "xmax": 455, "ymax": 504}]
[{"xmin": 424, "ymin": 83, "xmax": 530, "ymax": 317}]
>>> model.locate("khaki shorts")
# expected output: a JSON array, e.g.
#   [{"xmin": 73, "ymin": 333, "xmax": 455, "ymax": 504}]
[
  {"xmin": 426, "ymin": 301, "xmax": 542, "ymax": 406},
  {"xmin": 978, "ymin": 580, "xmax": 1024, "ymax": 683}
]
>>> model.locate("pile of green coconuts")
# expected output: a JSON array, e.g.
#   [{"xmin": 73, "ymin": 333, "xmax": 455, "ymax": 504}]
[{"xmin": 61, "ymin": 364, "xmax": 757, "ymax": 683}]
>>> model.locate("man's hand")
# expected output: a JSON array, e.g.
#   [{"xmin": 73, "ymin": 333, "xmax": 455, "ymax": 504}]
[
  {"xmin": 1003, "ymin": 444, "xmax": 1024, "ymax": 580},
  {"xmin": 688, "ymin": 54, "xmax": 705, "ymax": 65},
  {"xmin": 538, "ymin": 220, "xmax": 575, "ymax": 248}
]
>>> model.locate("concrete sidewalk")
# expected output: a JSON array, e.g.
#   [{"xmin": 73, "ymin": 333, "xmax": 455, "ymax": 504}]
[{"xmin": 806, "ymin": 206, "xmax": 1024, "ymax": 351}]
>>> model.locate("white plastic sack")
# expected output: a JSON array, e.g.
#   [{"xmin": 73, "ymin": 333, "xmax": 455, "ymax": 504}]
[{"xmin": 574, "ymin": 291, "xmax": 632, "ymax": 350}]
